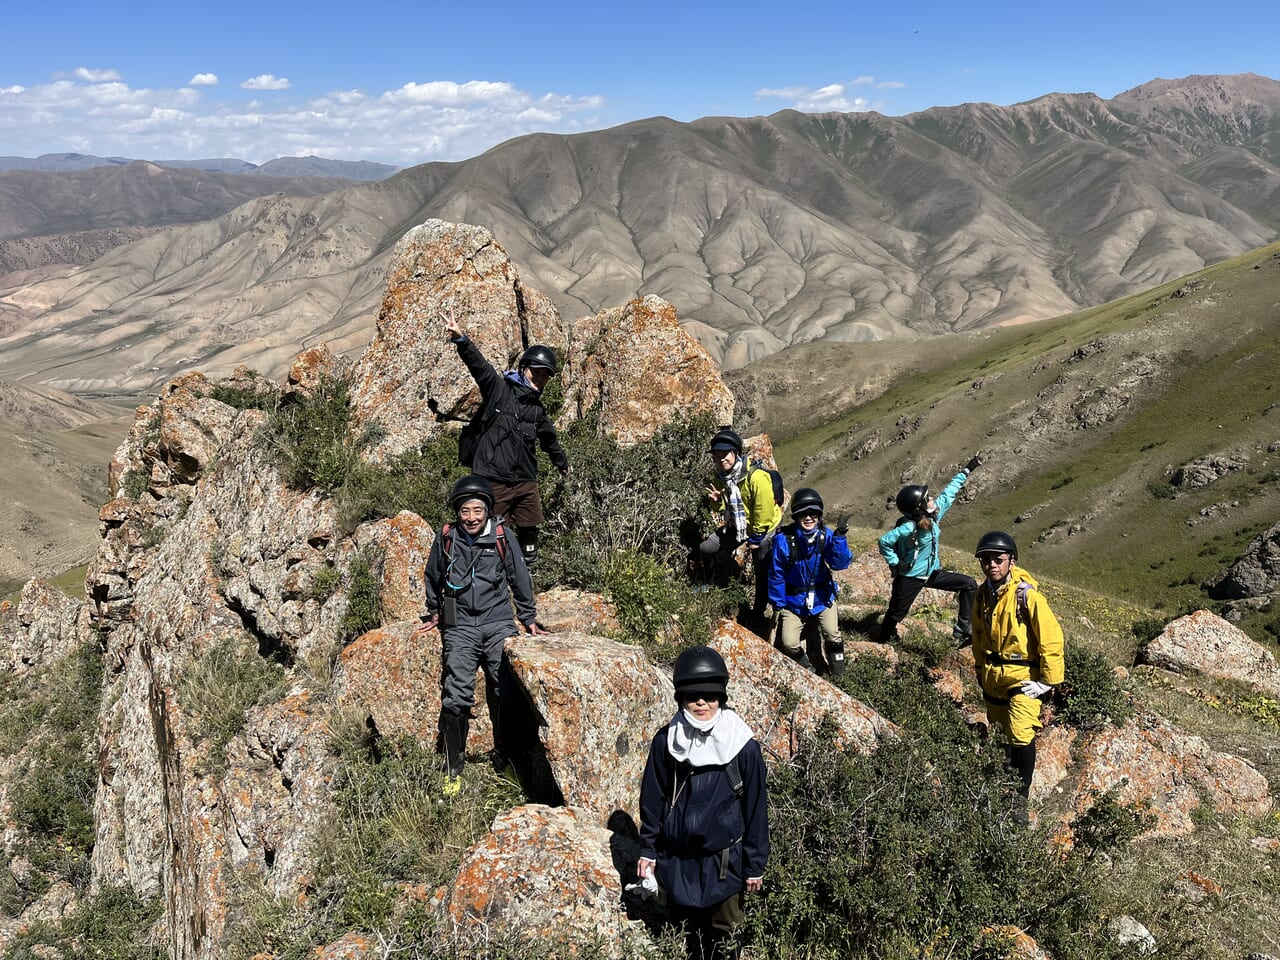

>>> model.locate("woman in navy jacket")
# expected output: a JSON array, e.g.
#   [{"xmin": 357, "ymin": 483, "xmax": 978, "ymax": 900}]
[{"xmin": 638, "ymin": 647, "xmax": 768, "ymax": 960}]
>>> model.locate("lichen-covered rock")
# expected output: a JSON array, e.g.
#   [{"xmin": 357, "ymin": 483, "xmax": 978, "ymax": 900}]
[
  {"xmin": 286, "ymin": 344, "xmax": 348, "ymax": 398},
  {"xmin": 0, "ymin": 579, "xmax": 87, "ymax": 675},
  {"xmin": 351, "ymin": 511, "xmax": 436, "ymax": 624},
  {"xmin": 531, "ymin": 587, "xmax": 621, "ymax": 635},
  {"xmin": 560, "ymin": 295, "xmax": 734, "ymax": 446},
  {"xmin": 503, "ymin": 634, "xmax": 671, "ymax": 822},
  {"xmin": 1170, "ymin": 454, "xmax": 1246, "ymax": 489},
  {"xmin": 1060, "ymin": 716, "xmax": 1271, "ymax": 836},
  {"xmin": 221, "ymin": 692, "xmax": 336, "ymax": 894},
  {"xmin": 709, "ymin": 619, "xmax": 899, "ymax": 758},
  {"xmin": 346, "ymin": 220, "xmax": 564, "ymax": 461},
  {"xmin": 437, "ymin": 804, "xmax": 646, "ymax": 957},
  {"xmin": 1142, "ymin": 610, "xmax": 1280, "ymax": 697},
  {"xmin": 1207, "ymin": 519, "xmax": 1280, "ymax": 600},
  {"xmin": 332, "ymin": 619, "xmax": 494, "ymax": 756}
]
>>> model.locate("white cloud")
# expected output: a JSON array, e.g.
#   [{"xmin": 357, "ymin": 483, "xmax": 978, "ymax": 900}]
[
  {"xmin": 877, "ymin": 80, "xmax": 905, "ymax": 89},
  {"xmin": 189, "ymin": 73, "xmax": 219, "ymax": 87},
  {"xmin": 241, "ymin": 74, "xmax": 291, "ymax": 91},
  {"xmin": 755, "ymin": 82, "xmax": 872, "ymax": 113},
  {"xmin": 73, "ymin": 67, "xmax": 122, "ymax": 83},
  {"xmin": 755, "ymin": 85, "xmax": 810, "ymax": 100},
  {"xmin": 0, "ymin": 71, "xmax": 607, "ymax": 165},
  {"xmin": 853, "ymin": 76, "xmax": 875, "ymax": 86}
]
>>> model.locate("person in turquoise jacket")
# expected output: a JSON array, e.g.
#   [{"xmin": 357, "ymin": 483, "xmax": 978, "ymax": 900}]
[
  {"xmin": 767, "ymin": 488, "xmax": 852, "ymax": 676},
  {"xmin": 878, "ymin": 455, "xmax": 981, "ymax": 645}
]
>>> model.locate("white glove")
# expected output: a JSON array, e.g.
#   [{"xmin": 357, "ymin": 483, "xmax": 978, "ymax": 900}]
[{"xmin": 1020, "ymin": 680, "xmax": 1053, "ymax": 699}]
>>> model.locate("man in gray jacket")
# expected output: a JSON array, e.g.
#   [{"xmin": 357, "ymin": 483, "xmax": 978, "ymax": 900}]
[{"xmin": 418, "ymin": 475, "xmax": 547, "ymax": 796}]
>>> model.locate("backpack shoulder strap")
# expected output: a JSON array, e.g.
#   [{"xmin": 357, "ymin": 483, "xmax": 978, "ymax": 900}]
[
  {"xmin": 494, "ymin": 521, "xmax": 508, "ymax": 565},
  {"xmin": 726, "ymin": 755, "xmax": 744, "ymax": 801},
  {"xmin": 440, "ymin": 522, "xmax": 454, "ymax": 560},
  {"xmin": 1015, "ymin": 581, "xmax": 1032, "ymax": 626}
]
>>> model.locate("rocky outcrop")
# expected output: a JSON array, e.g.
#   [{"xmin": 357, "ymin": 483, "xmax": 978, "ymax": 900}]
[
  {"xmin": 1207, "ymin": 519, "xmax": 1280, "ymax": 599},
  {"xmin": 0, "ymin": 579, "xmax": 88, "ymax": 675},
  {"xmin": 346, "ymin": 219, "xmax": 564, "ymax": 461},
  {"xmin": 436, "ymin": 804, "xmax": 647, "ymax": 957},
  {"xmin": 561, "ymin": 295, "xmax": 735, "ymax": 445},
  {"xmin": 1142, "ymin": 610, "xmax": 1280, "ymax": 697},
  {"xmin": 1170, "ymin": 454, "xmax": 1247, "ymax": 489},
  {"xmin": 710, "ymin": 620, "xmax": 899, "ymax": 757},
  {"xmin": 1053, "ymin": 715, "xmax": 1271, "ymax": 836}
]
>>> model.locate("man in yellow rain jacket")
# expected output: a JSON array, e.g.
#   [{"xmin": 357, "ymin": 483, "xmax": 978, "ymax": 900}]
[{"xmin": 971, "ymin": 531, "xmax": 1064, "ymax": 824}]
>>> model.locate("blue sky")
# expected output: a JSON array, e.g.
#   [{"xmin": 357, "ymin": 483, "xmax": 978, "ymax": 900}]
[{"xmin": 3, "ymin": 0, "xmax": 1277, "ymax": 167}]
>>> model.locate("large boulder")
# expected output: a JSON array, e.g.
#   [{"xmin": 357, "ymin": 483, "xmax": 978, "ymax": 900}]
[
  {"xmin": 709, "ymin": 620, "xmax": 899, "ymax": 757},
  {"xmin": 560, "ymin": 295, "xmax": 734, "ymax": 446},
  {"xmin": 1142, "ymin": 610, "xmax": 1280, "ymax": 698},
  {"xmin": 503, "ymin": 633, "xmax": 671, "ymax": 822},
  {"xmin": 1207, "ymin": 519, "xmax": 1280, "ymax": 600},
  {"xmin": 1057, "ymin": 716, "xmax": 1271, "ymax": 837},
  {"xmin": 346, "ymin": 220, "xmax": 564, "ymax": 461},
  {"xmin": 436, "ymin": 804, "xmax": 647, "ymax": 958}
]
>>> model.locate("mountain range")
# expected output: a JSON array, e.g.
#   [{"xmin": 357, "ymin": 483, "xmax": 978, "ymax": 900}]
[
  {"xmin": 1, "ymin": 73, "xmax": 1277, "ymax": 396},
  {"xmin": 0, "ymin": 152, "xmax": 398, "ymax": 179}
]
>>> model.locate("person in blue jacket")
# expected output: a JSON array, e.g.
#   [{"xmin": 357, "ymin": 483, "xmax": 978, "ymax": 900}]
[
  {"xmin": 767, "ymin": 487, "xmax": 852, "ymax": 676},
  {"xmin": 638, "ymin": 646, "xmax": 768, "ymax": 960},
  {"xmin": 878, "ymin": 455, "xmax": 982, "ymax": 645}
]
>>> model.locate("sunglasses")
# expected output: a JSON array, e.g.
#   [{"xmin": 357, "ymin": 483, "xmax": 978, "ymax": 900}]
[
  {"xmin": 794, "ymin": 510, "xmax": 821, "ymax": 519},
  {"xmin": 978, "ymin": 553, "xmax": 1010, "ymax": 564}
]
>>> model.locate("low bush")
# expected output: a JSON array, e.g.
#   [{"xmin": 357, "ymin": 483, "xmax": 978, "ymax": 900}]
[
  {"xmin": 538, "ymin": 412, "xmax": 714, "ymax": 592},
  {"xmin": 339, "ymin": 549, "xmax": 384, "ymax": 642},
  {"xmin": 743, "ymin": 659, "xmax": 1147, "ymax": 959},
  {"xmin": 0, "ymin": 642, "xmax": 103, "ymax": 917},
  {"xmin": 1057, "ymin": 645, "xmax": 1133, "ymax": 729},
  {"xmin": 1, "ymin": 884, "xmax": 166, "ymax": 960}
]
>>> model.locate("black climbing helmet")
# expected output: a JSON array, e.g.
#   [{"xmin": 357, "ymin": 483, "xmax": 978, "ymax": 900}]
[
  {"xmin": 895, "ymin": 484, "xmax": 930, "ymax": 519},
  {"xmin": 520, "ymin": 344, "xmax": 558, "ymax": 374},
  {"xmin": 450, "ymin": 474, "xmax": 493, "ymax": 511},
  {"xmin": 790, "ymin": 487, "xmax": 824, "ymax": 518},
  {"xmin": 672, "ymin": 646, "xmax": 729, "ymax": 703},
  {"xmin": 709, "ymin": 427, "xmax": 743, "ymax": 455},
  {"xmin": 975, "ymin": 530, "xmax": 1018, "ymax": 561}
]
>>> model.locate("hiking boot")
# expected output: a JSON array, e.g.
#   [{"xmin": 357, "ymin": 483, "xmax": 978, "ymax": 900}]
[
  {"xmin": 1012, "ymin": 793, "xmax": 1031, "ymax": 827},
  {"xmin": 952, "ymin": 626, "xmax": 971, "ymax": 647},
  {"xmin": 824, "ymin": 642, "xmax": 846, "ymax": 679},
  {"xmin": 784, "ymin": 646, "xmax": 814, "ymax": 672}
]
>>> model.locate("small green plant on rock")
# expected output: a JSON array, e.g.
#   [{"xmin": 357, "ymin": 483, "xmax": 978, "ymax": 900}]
[{"xmin": 177, "ymin": 638, "xmax": 288, "ymax": 771}]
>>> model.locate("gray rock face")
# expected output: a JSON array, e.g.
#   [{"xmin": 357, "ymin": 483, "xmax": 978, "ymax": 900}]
[
  {"xmin": 1170, "ymin": 454, "xmax": 1247, "ymax": 489},
  {"xmin": 346, "ymin": 219, "xmax": 565, "ymax": 462},
  {"xmin": 1207, "ymin": 519, "xmax": 1280, "ymax": 599},
  {"xmin": 1142, "ymin": 610, "xmax": 1280, "ymax": 697}
]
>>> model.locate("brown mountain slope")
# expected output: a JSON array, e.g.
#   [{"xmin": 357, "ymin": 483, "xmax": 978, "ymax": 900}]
[
  {"xmin": 0, "ymin": 161, "xmax": 355, "ymax": 273},
  {"xmin": 1, "ymin": 74, "xmax": 1278, "ymax": 395}
]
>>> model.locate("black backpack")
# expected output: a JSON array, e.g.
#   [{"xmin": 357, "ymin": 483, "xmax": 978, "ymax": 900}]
[
  {"xmin": 750, "ymin": 459, "xmax": 785, "ymax": 508},
  {"xmin": 457, "ymin": 398, "xmax": 500, "ymax": 468}
]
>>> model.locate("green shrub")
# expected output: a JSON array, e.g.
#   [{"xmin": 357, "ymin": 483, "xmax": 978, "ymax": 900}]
[
  {"xmin": 339, "ymin": 550, "xmax": 383, "ymax": 642},
  {"xmin": 177, "ymin": 638, "xmax": 288, "ymax": 770},
  {"xmin": 537, "ymin": 412, "xmax": 714, "ymax": 592},
  {"xmin": 122, "ymin": 469, "xmax": 150, "ymax": 500},
  {"xmin": 1130, "ymin": 616, "xmax": 1166, "ymax": 643},
  {"xmin": 1, "ymin": 885, "xmax": 165, "ymax": 960},
  {"xmin": 264, "ymin": 377, "xmax": 370, "ymax": 492},
  {"xmin": 208, "ymin": 382, "xmax": 280, "ymax": 411},
  {"xmin": 740, "ymin": 652, "xmax": 1150, "ymax": 960},
  {"xmin": 0, "ymin": 643, "xmax": 104, "ymax": 917},
  {"xmin": 1057, "ymin": 646, "xmax": 1133, "ymax": 729},
  {"xmin": 1147, "ymin": 479, "xmax": 1176, "ymax": 500}
]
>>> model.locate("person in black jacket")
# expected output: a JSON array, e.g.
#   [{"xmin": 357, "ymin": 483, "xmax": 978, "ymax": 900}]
[
  {"xmin": 417, "ymin": 475, "xmax": 547, "ymax": 797},
  {"xmin": 446, "ymin": 311, "xmax": 569, "ymax": 569},
  {"xmin": 637, "ymin": 647, "xmax": 768, "ymax": 960}
]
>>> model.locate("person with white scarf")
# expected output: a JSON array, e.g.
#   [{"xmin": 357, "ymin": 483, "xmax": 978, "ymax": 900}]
[
  {"xmin": 637, "ymin": 646, "xmax": 768, "ymax": 960},
  {"xmin": 699, "ymin": 427, "xmax": 781, "ymax": 604}
]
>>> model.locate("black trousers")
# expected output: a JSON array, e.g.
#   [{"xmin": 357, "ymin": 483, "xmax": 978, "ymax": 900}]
[{"xmin": 880, "ymin": 569, "xmax": 976, "ymax": 641}]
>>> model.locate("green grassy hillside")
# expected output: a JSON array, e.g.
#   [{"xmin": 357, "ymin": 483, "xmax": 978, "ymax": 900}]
[{"xmin": 739, "ymin": 241, "xmax": 1280, "ymax": 641}]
